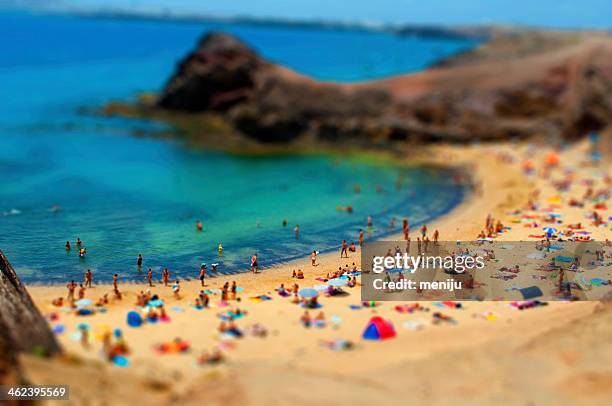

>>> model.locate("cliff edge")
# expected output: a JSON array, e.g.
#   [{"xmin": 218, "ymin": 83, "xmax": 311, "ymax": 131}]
[{"xmin": 0, "ymin": 251, "xmax": 61, "ymax": 384}]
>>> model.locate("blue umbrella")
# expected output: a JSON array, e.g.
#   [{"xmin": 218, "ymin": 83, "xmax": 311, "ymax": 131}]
[
  {"xmin": 147, "ymin": 299, "xmax": 165, "ymax": 308},
  {"xmin": 75, "ymin": 298, "xmax": 93, "ymax": 307},
  {"xmin": 327, "ymin": 278, "xmax": 347, "ymax": 287},
  {"xmin": 543, "ymin": 227, "xmax": 557, "ymax": 234},
  {"xmin": 298, "ymin": 288, "xmax": 318, "ymax": 298}
]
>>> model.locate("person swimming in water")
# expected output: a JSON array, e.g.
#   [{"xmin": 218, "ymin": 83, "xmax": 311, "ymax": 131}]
[
  {"xmin": 137, "ymin": 254, "xmax": 143, "ymax": 268},
  {"xmin": 218, "ymin": 243, "xmax": 223, "ymax": 256},
  {"xmin": 65, "ymin": 241, "xmax": 71, "ymax": 251},
  {"xmin": 196, "ymin": 220, "xmax": 203, "ymax": 231}
]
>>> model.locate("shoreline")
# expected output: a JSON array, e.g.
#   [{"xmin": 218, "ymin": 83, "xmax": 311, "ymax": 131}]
[
  {"xmin": 20, "ymin": 147, "xmax": 470, "ymax": 287},
  {"xmin": 19, "ymin": 139, "xmax": 612, "ymax": 404},
  {"xmin": 25, "ymin": 141, "xmax": 524, "ymax": 292}
]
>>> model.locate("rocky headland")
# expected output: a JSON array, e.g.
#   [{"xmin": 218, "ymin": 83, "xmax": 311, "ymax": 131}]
[{"xmin": 104, "ymin": 28, "xmax": 612, "ymax": 148}]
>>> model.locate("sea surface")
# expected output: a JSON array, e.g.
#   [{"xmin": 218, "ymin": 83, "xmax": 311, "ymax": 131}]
[{"xmin": 0, "ymin": 12, "xmax": 472, "ymax": 283}]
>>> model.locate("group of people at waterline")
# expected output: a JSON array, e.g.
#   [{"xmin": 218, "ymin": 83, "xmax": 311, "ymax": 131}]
[{"xmin": 61, "ymin": 215, "xmax": 436, "ymax": 300}]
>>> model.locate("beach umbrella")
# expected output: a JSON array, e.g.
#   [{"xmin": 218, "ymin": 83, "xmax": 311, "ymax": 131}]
[
  {"xmin": 77, "ymin": 322, "xmax": 90, "ymax": 331},
  {"xmin": 127, "ymin": 311, "xmax": 143, "ymax": 328},
  {"xmin": 75, "ymin": 298, "xmax": 93, "ymax": 307},
  {"xmin": 298, "ymin": 288, "xmax": 318, "ymax": 298},
  {"xmin": 543, "ymin": 227, "xmax": 557, "ymax": 236},
  {"xmin": 327, "ymin": 278, "xmax": 348, "ymax": 287},
  {"xmin": 147, "ymin": 299, "xmax": 165, "ymax": 308}
]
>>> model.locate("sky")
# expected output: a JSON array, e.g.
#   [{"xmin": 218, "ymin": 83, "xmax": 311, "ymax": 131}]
[{"xmin": 5, "ymin": 0, "xmax": 612, "ymax": 29}]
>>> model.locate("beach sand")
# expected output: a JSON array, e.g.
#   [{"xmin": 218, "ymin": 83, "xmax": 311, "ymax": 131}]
[{"xmin": 20, "ymin": 139, "xmax": 611, "ymax": 405}]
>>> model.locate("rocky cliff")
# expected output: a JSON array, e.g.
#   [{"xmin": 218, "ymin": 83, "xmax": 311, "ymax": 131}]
[
  {"xmin": 136, "ymin": 30, "xmax": 612, "ymax": 145},
  {"xmin": 0, "ymin": 251, "xmax": 61, "ymax": 384}
]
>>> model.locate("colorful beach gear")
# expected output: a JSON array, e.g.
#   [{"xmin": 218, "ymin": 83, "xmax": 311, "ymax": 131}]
[{"xmin": 362, "ymin": 316, "xmax": 396, "ymax": 340}]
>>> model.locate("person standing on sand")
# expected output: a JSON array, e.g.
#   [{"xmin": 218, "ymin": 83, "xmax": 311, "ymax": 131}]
[
  {"xmin": 147, "ymin": 268, "xmax": 153, "ymax": 287},
  {"xmin": 66, "ymin": 280, "xmax": 77, "ymax": 301},
  {"xmin": 78, "ymin": 284, "xmax": 86, "ymax": 299},
  {"xmin": 199, "ymin": 263, "xmax": 207, "ymax": 287},
  {"xmin": 295, "ymin": 224, "xmax": 299, "ymax": 240},
  {"xmin": 172, "ymin": 280, "xmax": 180, "ymax": 299},
  {"xmin": 163, "ymin": 268, "xmax": 170, "ymax": 286},
  {"xmin": 359, "ymin": 229, "xmax": 364, "ymax": 246},
  {"xmin": 231, "ymin": 281, "xmax": 237, "ymax": 300},
  {"xmin": 113, "ymin": 273, "xmax": 119, "ymax": 291},
  {"xmin": 433, "ymin": 229, "xmax": 439, "ymax": 245},
  {"xmin": 421, "ymin": 224, "xmax": 428, "ymax": 239},
  {"xmin": 84, "ymin": 269, "xmax": 93, "ymax": 288},
  {"xmin": 251, "ymin": 254, "xmax": 259, "ymax": 273},
  {"xmin": 311, "ymin": 250, "xmax": 318, "ymax": 266},
  {"xmin": 341, "ymin": 240, "xmax": 348, "ymax": 258},
  {"xmin": 137, "ymin": 254, "xmax": 143, "ymax": 269},
  {"xmin": 402, "ymin": 218, "xmax": 409, "ymax": 240}
]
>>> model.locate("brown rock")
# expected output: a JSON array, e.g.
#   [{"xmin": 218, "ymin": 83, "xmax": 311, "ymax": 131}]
[{"xmin": 0, "ymin": 251, "xmax": 61, "ymax": 384}]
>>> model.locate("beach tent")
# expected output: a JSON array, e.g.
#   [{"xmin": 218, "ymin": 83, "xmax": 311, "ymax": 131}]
[
  {"xmin": 127, "ymin": 311, "xmax": 143, "ymax": 328},
  {"xmin": 362, "ymin": 316, "xmax": 396, "ymax": 340}
]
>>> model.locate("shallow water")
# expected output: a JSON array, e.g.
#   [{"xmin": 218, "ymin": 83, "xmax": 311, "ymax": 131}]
[{"xmin": 0, "ymin": 12, "xmax": 469, "ymax": 282}]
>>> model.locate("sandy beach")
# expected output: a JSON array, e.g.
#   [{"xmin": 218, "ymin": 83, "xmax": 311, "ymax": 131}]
[{"xmin": 16, "ymin": 138, "xmax": 611, "ymax": 405}]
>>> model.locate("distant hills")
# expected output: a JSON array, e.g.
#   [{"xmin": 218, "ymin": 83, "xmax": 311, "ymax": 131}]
[{"xmin": 28, "ymin": 7, "xmax": 502, "ymax": 41}]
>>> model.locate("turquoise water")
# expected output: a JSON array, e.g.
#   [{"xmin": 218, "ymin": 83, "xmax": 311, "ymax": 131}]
[{"xmin": 0, "ymin": 12, "xmax": 468, "ymax": 283}]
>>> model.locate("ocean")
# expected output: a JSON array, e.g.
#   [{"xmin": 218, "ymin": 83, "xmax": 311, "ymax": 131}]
[{"xmin": 0, "ymin": 11, "xmax": 473, "ymax": 283}]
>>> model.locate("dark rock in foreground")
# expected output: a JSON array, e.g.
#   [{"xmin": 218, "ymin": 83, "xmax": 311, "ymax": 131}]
[
  {"xmin": 154, "ymin": 31, "xmax": 612, "ymax": 145},
  {"xmin": 0, "ymin": 251, "xmax": 61, "ymax": 384}
]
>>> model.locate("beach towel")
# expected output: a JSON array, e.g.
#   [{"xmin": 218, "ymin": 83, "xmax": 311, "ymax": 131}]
[
  {"xmin": 402, "ymin": 320, "xmax": 426, "ymax": 330},
  {"xmin": 519, "ymin": 286, "xmax": 543, "ymax": 299},
  {"xmin": 321, "ymin": 339, "xmax": 354, "ymax": 351},
  {"xmin": 112, "ymin": 356, "xmax": 130, "ymax": 367},
  {"xmin": 52, "ymin": 324, "xmax": 65, "ymax": 334},
  {"xmin": 154, "ymin": 340, "xmax": 191, "ymax": 354},
  {"xmin": 555, "ymin": 255, "xmax": 574, "ymax": 263}
]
